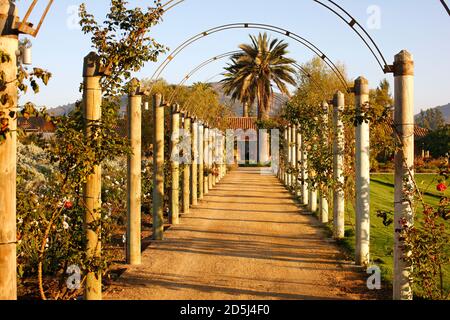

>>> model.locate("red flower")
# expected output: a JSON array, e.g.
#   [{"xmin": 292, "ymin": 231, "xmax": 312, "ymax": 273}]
[
  {"xmin": 64, "ymin": 201, "xmax": 73, "ymax": 209},
  {"xmin": 437, "ymin": 183, "xmax": 447, "ymax": 192}
]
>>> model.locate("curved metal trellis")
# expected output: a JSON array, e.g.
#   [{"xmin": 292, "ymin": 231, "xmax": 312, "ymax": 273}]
[
  {"xmin": 166, "ymin": 50, "xmax": 327, "ymax": 105},
  {"xmin": 150, "ymin": 23, "xmax": 350, "ymax": 92},
  {"xmin": 313, "ymin": 0, "xmax": 391, "ymax": 73},
  {"xmin": 159, "ymin": 0, "xmax": 395, "ymax": 73}
]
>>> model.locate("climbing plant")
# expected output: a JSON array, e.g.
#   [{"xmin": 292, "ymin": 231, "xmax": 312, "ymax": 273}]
[{"xmin": 16, "ymin": 0, "xmax": 169, "ymax": 299}]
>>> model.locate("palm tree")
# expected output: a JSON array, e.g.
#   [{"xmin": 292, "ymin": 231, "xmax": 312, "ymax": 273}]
[{"xmin": 221, "ymin": 33, "xmax": 297, "ymax": 120}]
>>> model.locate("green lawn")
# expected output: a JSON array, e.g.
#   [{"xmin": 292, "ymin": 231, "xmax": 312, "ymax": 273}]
[{"xmin": 329, "ymin": 173, "xmax": 450, "ymax": 295}]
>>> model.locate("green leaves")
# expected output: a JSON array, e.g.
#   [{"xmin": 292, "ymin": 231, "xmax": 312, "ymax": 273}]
[
  {"xmin": 221, "ymin": 32, "xmax": 297, "ymax": 120},
  {"xmin": 79, "ymin": 0, "xmax": 168, "ymax": 96}
]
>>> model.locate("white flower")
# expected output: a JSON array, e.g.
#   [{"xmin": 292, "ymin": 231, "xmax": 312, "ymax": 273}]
[
  {"xmin": 122, "ymin": 234, "xmax": 126, "ymax": 244},
  {"xmin": 63, "ymin": 221, "xmax": 69, "ymax": 230}
]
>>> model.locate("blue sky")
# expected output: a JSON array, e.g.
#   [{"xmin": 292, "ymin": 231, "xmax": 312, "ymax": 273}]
[{"xmin": 16, "ymin": 0, "xmax": 450, "ymax": 113}]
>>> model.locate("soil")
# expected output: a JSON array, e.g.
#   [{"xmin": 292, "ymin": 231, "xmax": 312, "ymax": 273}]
[{"xmin": 105, "ymin": 168, "xmax": 388, "ymax": 300}]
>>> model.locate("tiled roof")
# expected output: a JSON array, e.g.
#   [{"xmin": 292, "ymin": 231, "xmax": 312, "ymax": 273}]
[
  {"xmin": 17, "ymin": 117, "xmax": 56, "ymax": 133},
  {"xmin": 383, "ymin": 118, "xmax": 429, "ymax": 139},
  {"xmin": 225, "ymin": 117, "xmax": 257, "ymax": 130}
]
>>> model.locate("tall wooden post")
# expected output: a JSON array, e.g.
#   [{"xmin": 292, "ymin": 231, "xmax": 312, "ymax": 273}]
[
  {"xmin": 283, "ymin": 126, "xmax": 288, "ymax": 185},
  {"xmin": 212, "ymin": 129, "xmax": 217, "ymax": 187},
  {"xmin": 301, "ymin": 130, "xmax": 309, "ymax": 206},
  {"xmin": 152, "ymin": 94, "xmax": 164, "ymax": 240},
  {"xmin": 291, "ymin": 125, "xmax": 297, "ymax": 193},
  {"xmin": 355, "ymin": 77, "xmax": 371, "ymax": 266},
  {"xmin": 295, "ymin": 126, "xmax": 302, "ymax": 197},
  {"xmin": 208, "ymin": 128, "xmax": 213, "ymax": 190},
  {"xmin": 287, "ymin": 125, "xmax": 292, "ymax": 188},
  {"xmin": 259, "ymin": 129, "xmax": 269, "ymax": 164},
  {"xmin": 204, "ymin": 126, "xmax": 209, "ymax": 195},
  {"xmin": 126, "ymin": 79, "xmax": 142, "ymax": 265},
  {"xmin": 393, "ymin": 50, "xmax": 414, "ymax": 300},
  {"xmin": 333, "ymin": 91, "xmax": 345, "ymax": 239},
  {"xmin": 182, "ymin": 114, "xmax": 191, "ymax": 214},
  {"xmin": 191, "ymin": 117, "xmax": 198, "ymax": 206},
  {"xmin": 0, "ymin": 1, "xmax": 18, "ymax": 300},
  {"xmin": 309, "ymin": 181, "xmax": 318, "ymax": 213},
  {"xmin": 83, "ymin": 52, "xmax": 103, "ymax": 300},
  {"xmin": 198, "ymin": 123, "xmax": 204, "ymax": 200},
  {"xmin": 319, "ymin": 102, "xmax": 329, "ymax": 223},
  {"xmin": 170, "ymin": 104, "xmax": 180, "ymax": 225}
]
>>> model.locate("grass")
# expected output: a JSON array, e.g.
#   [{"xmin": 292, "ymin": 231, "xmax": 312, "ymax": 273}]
[{"xmin": 333, "ymin": 173, "xmax": 450, "ymax": 295}]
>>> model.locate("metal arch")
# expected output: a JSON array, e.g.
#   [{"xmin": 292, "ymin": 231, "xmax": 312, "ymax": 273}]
[
  {"xmin": 166, "ymin": 50, "xmax": 240, "ymax": 104},
  {"xmin": 166, "ymin": 51, "xmax": 327, "ymax": 105},
  {"xmin": 313, "ymin": 0, "xmax": 391, "ymax": 73},
  {"xmin": 162, "ymin": 0, "xmax": 186, "ymax": 13},
  {"xmin": 441, "ymin": 0, "xmax": 450, "ymax": 16},
  {"xmin": 150, "ymin": 23, "xmax": 350, "ymax": 91},
  {"xmin": 159, "ymin": 0, "xmax": 392, "ymax": 73}
]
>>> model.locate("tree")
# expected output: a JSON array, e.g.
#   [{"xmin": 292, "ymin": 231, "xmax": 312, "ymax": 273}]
[
  {"xmin": 417, "ymin": 108, "xmax": 446, "ymax": 131},
  {"xmin": 369, "ymin": 79, "xmax": 395, "ymax": 165},
  {"xmin": 418, "ymin": 124, "xmax": 450, "ymax": 158},
  {"xmin": 221, "ymin": 33, "xmax": 297, "ymax": 121}
]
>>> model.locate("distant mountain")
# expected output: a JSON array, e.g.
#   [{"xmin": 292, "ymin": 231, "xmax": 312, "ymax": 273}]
[
  {"xmin": 209, "ymin": 82, "xmax": 288, "ymax": 117},
  {"xmin": 47, "ymin": 96, "xmax": 128, "ymax": 117},
  {"xmin": 415, "ymin": 103, "xmax": 450, "ymax": 124},
  {"xmin": 46, "ymin": 83, "xmax": 289, "ymax": 118}
]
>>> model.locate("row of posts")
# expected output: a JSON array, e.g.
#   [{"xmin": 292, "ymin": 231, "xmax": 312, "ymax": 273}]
[
  {"xmin": 0, "ymin": 47, "xmax": 415, "ymax": 300},
  {"xmin": 277, "ymin": 50, "xmax": 415, "ymax": 300},
  {"xmin": 278, "ymin": 80, "xmax": 370, "ymax": 264},
  {"xmin": 81, "ymin": 53, "xmax": 228, "ymax": 300}
]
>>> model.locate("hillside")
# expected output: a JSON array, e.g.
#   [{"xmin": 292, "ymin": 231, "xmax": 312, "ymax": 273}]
[
  {"xmin": 415, "ymin": 103, "xmax": 450, "ymax": 124},
  {"xmin": 47, "ymin": 82, "xmax": 289, "ymax": 118}
]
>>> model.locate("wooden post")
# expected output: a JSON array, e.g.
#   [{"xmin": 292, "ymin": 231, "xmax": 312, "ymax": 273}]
[
  {"xmin": 83, "ymin": 52, "xmax": 103, "ymax": 300},
  {"xmin": 198, "ymin": 122, "xmax": 204, "ymax": 200},
  {"xmin": 212, "ymin": 129, "xmax": 217, "ymax": 187},
  {"xmin": 126, "ymin": 79, "xmax": 142, "ymax": 265},
  {"xmin": 393, "ymin": 50, "xmax": 414, "ymax": 300},
  {"xmin": 355, "ymin": 77, "xmax": 371, "ymax": 266},
  {"xmin": 283, "ymin": 126, "xmax": 288, "ymax": 185},
  {"xmin": 204, "ymin": 126, "xmax": 209, "ymax": 195},
  {"xmin": 333, "ymin": 91, "xmax": 345, "ymax": 239},
  {"xmin": 309, "ymin": 180, "xmax": 318, "ymax": 213},
  {"xmin": 287, "ymin": 125, "xmax": 292, "ymax": 188},
  {"xmin": 182, "ymin": 114, "xmax": 191, "ymax": 214},
  {"xmin": 301, "ymin": 129, "xmax": 309, "ymax": 206},
  {"xmin": 295, "ymin": 126, "xmax": 302, "ymax": 197},
  {"xmin": 0, "ymin": 1, "xmax": 18, "ymax": 300},
  {"xmin": 191, "ymin": 117, "xmax": 198, "ymax": 206},
  {"xmin": 259, "ymin": 129, "xmax": 269, "ymax": 165},
  {"xmin": 152, "ymin": 93, "xmax": 164, "ymax": 240},
  {"xmin": 170, "ymin": 104, "xmax": 180, "ymax": 225},
  {"xmin": 291, "ymin": 125, "xmax": 297, "ymax": 194},
  {"xmin": 319, "ymin": 102, "xmax": 329, "ymax": 224},
  {"xmin": 208, "ymin": 128, "xmax": 213, "ymax": 190}
]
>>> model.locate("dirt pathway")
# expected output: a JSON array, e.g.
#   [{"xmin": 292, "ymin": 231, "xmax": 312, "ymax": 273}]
[{"xmin": 105, "ymin": 168, "xmax": 379, "ymax": 300}]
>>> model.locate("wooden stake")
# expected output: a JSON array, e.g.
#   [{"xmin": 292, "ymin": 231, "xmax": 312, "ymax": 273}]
[
  {"xmin": 204, "ymin": 126, "xmax": 209, "ymax": 195},
  {"xmin": 152, "ymin": 94, "xmax": 164, "ymax": 240},
  {"xmin": 319, "ymin": 102, "xmax": 329, "ymax": 224},
  {"xmin": 170, "ymin": 104, "xmax": 180, "ymax": 225},
  {"xmin": 198, "ymin": 123, "xmax": 204, "ymax": 200},
  {"xmin": 126, "ymin": 79, "xmax": 142, "ymax": 265},
  {"xmin": 83, "ymin": 52, "xmax": 102, "ymax": 300},
  {"xmin": 355, "ymin": 77, "xmax": 370, "ymax": 266},
  {"xmin": 393, "ymin": 50, "xmax": 414, "ymax": 300},
  {"xmin": 0, "ymin": 1, "xmax": 18, "ymax": 300},
  {"xmin": 182, "ymin": 115, "xmax": 191, "ymax": 214},
  {"xmin": 333, "ymin": 91, "xmax": 345, "ymax": 239},
  {"xmin": 191, "ymin": 118, "xmax": 198, "ymax": 206}
]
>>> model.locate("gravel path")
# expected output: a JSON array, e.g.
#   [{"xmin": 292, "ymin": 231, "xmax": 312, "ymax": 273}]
[{"xmin": 105, "ymin": 168, "xmax": 379, "ymax": 300}]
